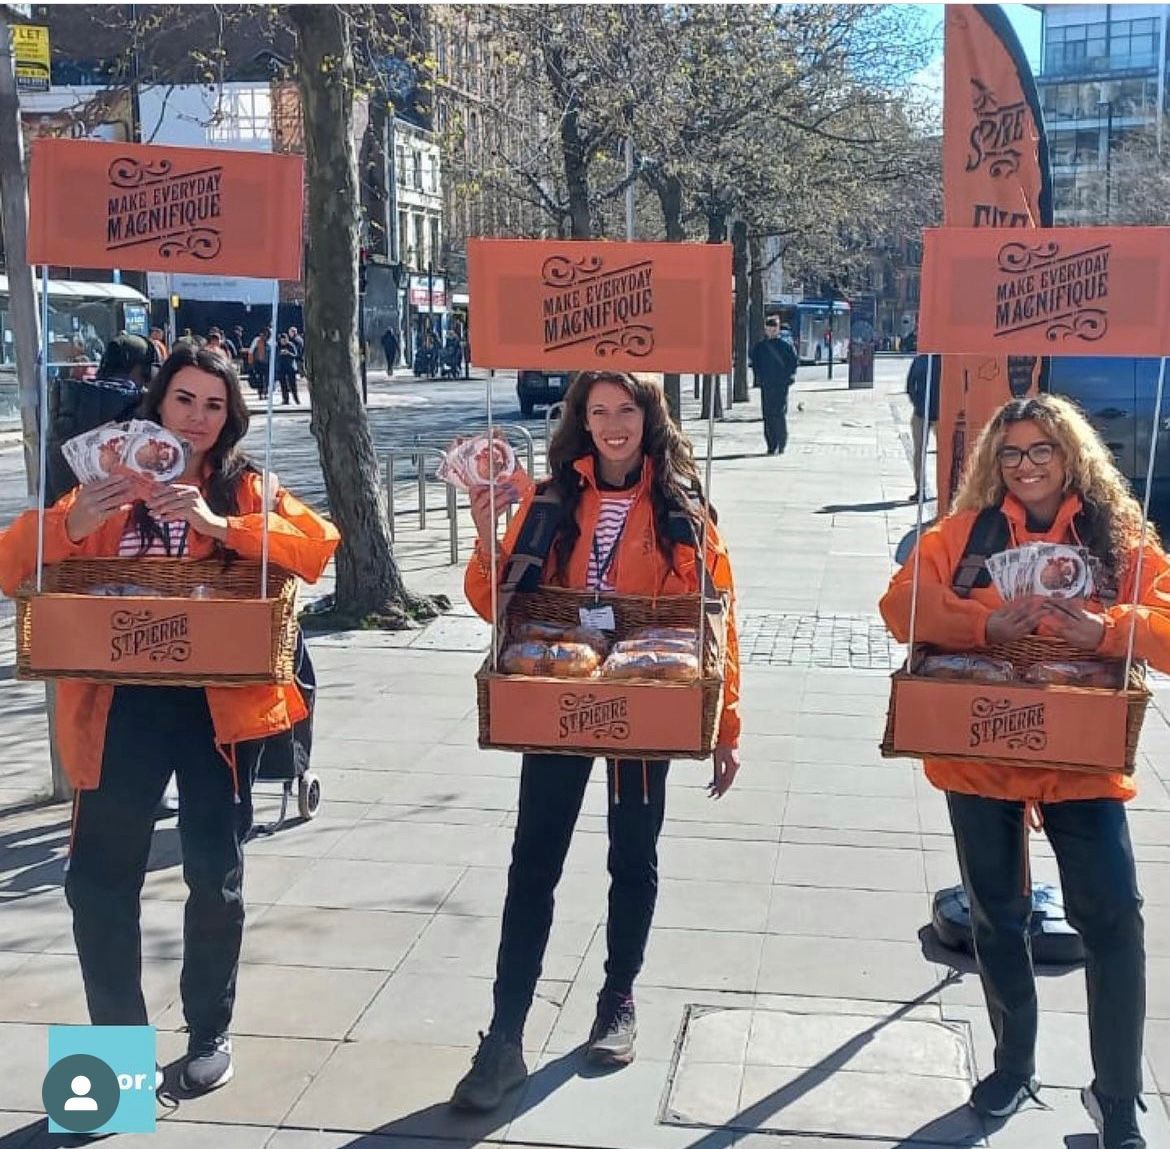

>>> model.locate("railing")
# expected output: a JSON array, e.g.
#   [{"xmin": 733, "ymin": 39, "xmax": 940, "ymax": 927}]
[{"xmin": 383, "ymin": 447, "xmax": 459, "ymax": 563}]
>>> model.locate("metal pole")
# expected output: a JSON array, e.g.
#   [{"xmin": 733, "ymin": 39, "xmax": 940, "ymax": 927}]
[
  {"xmin": 261, "ymin": 279, "xmax": 278, "ymax": 593},
  {"xmin": 447, "ymin": 480, "xmax": 458, "ymax": 564},
  {"xmin": 427, "ymin": 260, "xmax": 434, "ymax": 377},
  {"xmin": 1124, "ymin": 355, "xmax": 1167, "ymax": 686},
  {"xmin": 36, "ymin": 265, "xmax": 49, "ymax": 590},
  {"xmin": 359, "ymin": 289, "xmax": 368, "ymax": 405},
  {"xmin": 386, "ymin": 455, "xmax": 396, "ymax": 541},
  {"xmin": 417, "ymin": 453, "xmax": 427, "ymax": 529},
  {"xmin": 906, "ymin": 354, "xmax": 935, "ymax": 668}
]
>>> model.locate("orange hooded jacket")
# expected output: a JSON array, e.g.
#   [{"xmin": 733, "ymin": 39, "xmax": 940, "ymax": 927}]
[
  {"xmin": 465, "ymin": 455, "xmax": 741, "ymax": 748},
  {"xmin": 0, "ymin": 471, "xmax": 340, "ymax": 791},
  {"xmin": 880, "ymin": 492, "xmax": 1170, "ymax": 803}
]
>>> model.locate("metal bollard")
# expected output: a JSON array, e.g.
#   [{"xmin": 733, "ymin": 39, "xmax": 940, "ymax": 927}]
[
  {"xmin": 416, "ymin": 453, "xmax": 427, "ymax": 530},
  {"xmin": 447, "ymin": 482, "xmax": 458, "ymax": 563}
]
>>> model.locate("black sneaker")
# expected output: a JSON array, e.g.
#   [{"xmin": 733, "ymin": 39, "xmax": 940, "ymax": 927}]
[
  {"xmin": 180, "ymin": 1033, "xmax": 233, "ymax": 1093},
  {"xmin": 450, "ymin": 1031, "xmax": 527, "ymax": 1113},
  {"xmin": 1082, "ymin": 1081, "xmax": 1147, "ymax": 1149},
  {"xmin": 586, "ymin": 990, "xmax": 636, "ymax": 1066},
  {"xmin": 969, "ymin": 1069, "xmax": 1042, "ymax": 1118}
]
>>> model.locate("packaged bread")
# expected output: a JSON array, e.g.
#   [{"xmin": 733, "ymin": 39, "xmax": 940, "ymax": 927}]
[
  {"xmin": 1022, "ymin": 660, "xmax": 1122, "ymax": 688},
  {"xmin": 920, "ymin": 654, "xmax": 1015, "ymax": 682},
  {"xmin": 499, "ymin": 640, "xmax": 601, "ymax": 678},
  {"xmin": 512, "ymin": 621, "xmax": 611, "ymax": 656},
  {"xmin": 600, "ymin": 648, "xmax": 700, "ymax": 681},
  {"xmin": 612, "ymin": 637, "xmax": 697, "ymax": 655},
  {"xmin": 625, "ymin": 626, "xmax": 699, "ymax": 645}
]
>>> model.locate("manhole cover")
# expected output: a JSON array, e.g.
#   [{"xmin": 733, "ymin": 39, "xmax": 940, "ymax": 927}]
[{"xmin": 661, "ymin": 1004, "xmax": 979, "ymax": 1144}]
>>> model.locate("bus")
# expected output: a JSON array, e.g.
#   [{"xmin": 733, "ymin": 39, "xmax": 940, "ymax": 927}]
[
  {"xmin": 0, "ymin": 275, "xmax": 150, "ymax": 425},
  {"xmin": 766, "ymin": 298, "xmax": 851, "ymax": 364}
]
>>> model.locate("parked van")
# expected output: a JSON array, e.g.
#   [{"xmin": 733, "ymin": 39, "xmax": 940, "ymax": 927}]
[{"xmin": 1047, "ymin": 357, "xmax": 1170, "ymax": 502}]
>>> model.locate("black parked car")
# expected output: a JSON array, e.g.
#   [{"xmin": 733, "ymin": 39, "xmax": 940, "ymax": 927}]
[
  {"xmin": 516, "ymin": 369, "xmax": 571, "ymax": 417},
  {"xmin": 1048, "ymin": 357, "xmax": 1170, "ymax": 502}
]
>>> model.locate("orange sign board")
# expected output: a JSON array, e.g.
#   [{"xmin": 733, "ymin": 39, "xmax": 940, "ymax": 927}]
[
  {"xmin": 468, "ymin": 239, "xmax": 732, "ymax": 372},
  {"xmin": 888, "ymin": 675, "xmax": 1131, "ymax": 772},
  {"xmin": 920, "ymin": 227, "xmax": 1170, "ymax": 357},
  {"xmin": 486, "ymin": 676, "xmax": 707, "ymax": 755},
  {"xmin": 27, "ymin": 138, "xmax": 305, "ymax": 279},
  {"xmin": 22, "ymin": 595, "xmax": 284, "ymax": 681}
]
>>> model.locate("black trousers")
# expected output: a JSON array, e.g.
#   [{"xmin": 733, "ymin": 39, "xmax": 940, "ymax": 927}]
[
  {"xmin": 490, "ymin": 755, "xmax": 669, "ymax": 1041},
  {"xmin": 278, "ymin": 366, "xmax": 300, "ymax": 404},
  {"xmin": 65, "ymin": 686, "xmax": 257, "ymax": 1041},
  {"xmin": 946, "ymin": 792, "xmax": 1145, "ymax": 1097},
  {"xmin": 760, "ymin": 382, "xmax": 790, "ymax": 454}
]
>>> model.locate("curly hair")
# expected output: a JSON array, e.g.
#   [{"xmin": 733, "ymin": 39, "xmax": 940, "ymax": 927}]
[
  {"xmin": 951, "ymin": 393, "xmax": 1151, "ymax": 576},
  {"xmin": 545, "ymin": 371, "xmax": 704, "ymax": 580}
]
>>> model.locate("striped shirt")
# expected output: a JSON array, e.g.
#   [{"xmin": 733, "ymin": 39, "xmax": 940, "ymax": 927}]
[
  {"xmin": 118, "ymin": 518, "xmax": 189, "ymax": 557},
  {"xmin": 586, "ymin": 493, "xmax": 636, "ymax": 591}
]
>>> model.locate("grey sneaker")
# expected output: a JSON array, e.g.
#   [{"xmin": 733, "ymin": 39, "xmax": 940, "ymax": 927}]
[
  {"xmin": 180, "ymin": 1034, "xmax": 233, "ymax": 1093},
  {"xmin": 1082, "ymin": 1081, "xmax": 1147, "ymax": 1149},
  {"xmin": 586, "ymin": 990, "xmax": 636, "ymax": 1066},
  {"xmin": 969, "ymin": 1069, "xmax": 1042, "ymax": 1118},
  {"xmin": 450, "ymin": 1031, "xmax": 527, "ymax": 1113}
]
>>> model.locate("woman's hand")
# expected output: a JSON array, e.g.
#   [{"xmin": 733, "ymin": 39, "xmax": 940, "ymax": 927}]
[
  {"xmin": 708, "ymin": 744, "xmax": 740, "ymax": 798},
  {"xmin": 469, "ymin": 482, "xmax": 520, "ymax": 551},
  {"xmin": 65, "ymin": 476, "xmax": 136, "ymax": 542},
  {"xmin": 1038, "ymin": 598, "xmax": 1107, "ymax": 651},
  {"xmin": 984, "ymin": 596, "xmax": 1048, "ymax": 645},
  {"xmin": 143, "ymin": 482, "xmax": 228, "ymax": 541}
]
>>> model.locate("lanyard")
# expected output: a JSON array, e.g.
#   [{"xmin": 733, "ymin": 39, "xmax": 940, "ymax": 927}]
[{"xmin": 590, "ymin": 518, "xmax": 627, "ymax": 594}]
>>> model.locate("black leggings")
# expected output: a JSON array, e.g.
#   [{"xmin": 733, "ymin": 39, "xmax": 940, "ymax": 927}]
[
  {"xmin": 65, "ymin": 686, "xmax": 257, "ymax": 1041},
  {"xmin": 491, "ymin": 755, "xmax": 668, "ymax": 1041},
  {"xmin": 947, "ymin": 792, "xmax": 1145, "ymax": 1097}
]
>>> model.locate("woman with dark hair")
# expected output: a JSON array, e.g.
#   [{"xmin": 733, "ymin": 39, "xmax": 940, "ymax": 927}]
[
  {"xmin": 880, "ymin": 394, "xmax": 1168, "ymax": 1149},
  {"xmin": 0, "ymin": 345, "xmax": 339, "ymax": 1095},
  {"xmin": 451, "ymin": 370, "xmax": 741, "ymax": 1112}
]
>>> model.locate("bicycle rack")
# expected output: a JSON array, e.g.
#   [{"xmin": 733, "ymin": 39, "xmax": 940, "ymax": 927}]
[{"xmin": 384, "ymin": 446, "xmax": 459, "ymax": 563}]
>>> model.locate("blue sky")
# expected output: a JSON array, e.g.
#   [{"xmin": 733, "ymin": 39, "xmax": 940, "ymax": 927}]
[{"xmin": 908, "ymin": 4, "xmax": 1044, "ymax": 115}]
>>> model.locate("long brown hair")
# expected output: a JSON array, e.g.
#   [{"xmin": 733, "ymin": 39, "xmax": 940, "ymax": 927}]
[
  {"xmin": 546, "ymin": 371, "xmax": 704, "ymax": 578},
  {"xmin": 127, "ymin": 344, "xmax": 254, "ymax": 555}
]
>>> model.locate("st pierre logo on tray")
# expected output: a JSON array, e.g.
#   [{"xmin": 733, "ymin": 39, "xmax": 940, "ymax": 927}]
[
  {"xmin": 968, "ymin": 695, "xmax": 1047, "ymax": 752},
  {"xmin": 109, "ymin": 608, "xmax": 192, "ymax": 664}
]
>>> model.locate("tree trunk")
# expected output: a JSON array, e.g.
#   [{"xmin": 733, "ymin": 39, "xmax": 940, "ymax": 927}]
[
  {"xmin": 543, "ymin": 39, "xmax": 592, "ymax": 239},
  {"xmin": 731, "ymin": 219, "xmax": 749, "ymax": 404},
  {"xmin": 292, "ymin": 5, "xmax": 441, "ymax": 627},
  {"xmin": 748, "ymin": 233, "xmax": 765, "ymax": 349},
  {"xmin": 649, "ymin": 170, "xmax": 685, "ymax": 423}
]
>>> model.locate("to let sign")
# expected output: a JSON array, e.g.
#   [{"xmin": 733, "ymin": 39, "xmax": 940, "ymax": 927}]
[
  {"xmin": 27, "ymin": 138, "xmax": 305, "ymax": 279},
  {"xmin": 12, "ymin": 23, "xmax": 49, "ymax": 92},
  {"xmin": 468, "ymin": 238, "xmax": 732, "ymax": 373},
  {"xmin": 920, "ymin": 226, "xmax": 1170, "ymax": 357}
]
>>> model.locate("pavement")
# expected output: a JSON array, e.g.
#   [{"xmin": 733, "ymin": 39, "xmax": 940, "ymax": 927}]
[{"xmin": 1, "ymin": 357, "xmax": 1170, "ymax": 1147}]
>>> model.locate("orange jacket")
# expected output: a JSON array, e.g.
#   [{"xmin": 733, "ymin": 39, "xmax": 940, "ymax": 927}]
[
  {"xmin": 0, "ymin": 471, "xmax": 340, "ymax": 791},
  {"xmin": 880, "ymin": 492, "xmax": 1170, "ymax": 802},
  {"xmin": 465, "ymin": 456, "xmax": 741, "ymax": 748}
]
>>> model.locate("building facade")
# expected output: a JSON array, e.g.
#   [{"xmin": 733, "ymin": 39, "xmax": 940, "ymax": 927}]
[{"xmin": 1036, "ymin": 3, "xmax": 1170, "ymax": 221}]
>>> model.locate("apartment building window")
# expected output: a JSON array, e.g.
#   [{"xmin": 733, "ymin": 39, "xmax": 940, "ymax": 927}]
[
  {"xmin": 1045, "ymin": 18, "xmax": 1158, "ymax": 75},
  {"xmin": 428, "ymin": 154, "xmax": 439, "ymax": 193},
  {"xmin": 411, "ymin": 150, "xmax": 422, "ymax": 190},
  {"xmin": 398, "ymin": 211, "xmax": 409, "ymax": 261},
  {"xmin": 207, "ymin": 87, "xmax": 272, "ymax": 143},
  {"xmin": 1045, "ymin": 23, "xmax": 1106, "ymax": 73},
  {"xmin": 413, "ymin": 214, "xmax": 426, "ymax": 267},
  {"xmin": 429, "ymin": 217, "xmax": 441, "ymax": 267},
  {"xmin": 396, "ymin": 145, "xmax": 407, "ymax": 188}
]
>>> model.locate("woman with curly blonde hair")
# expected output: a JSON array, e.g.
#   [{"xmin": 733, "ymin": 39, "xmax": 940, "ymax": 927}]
[{"xmin": 881, "ymin": 394, "xmax": 1170, "ymax": 1149}]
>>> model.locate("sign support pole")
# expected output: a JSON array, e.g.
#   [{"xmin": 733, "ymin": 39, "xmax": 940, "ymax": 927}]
[{"xmin": 261, "ymin": 278, "xmax": 278, "ymax": 593}]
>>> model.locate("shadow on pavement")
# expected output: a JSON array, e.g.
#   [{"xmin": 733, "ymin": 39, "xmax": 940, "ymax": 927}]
[{"xmin": 817, "ymin": 499, "xmax": 914, "ymax": 514}]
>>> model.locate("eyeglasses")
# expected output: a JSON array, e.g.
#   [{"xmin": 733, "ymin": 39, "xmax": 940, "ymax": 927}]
[{"xmin": 997, "ymin": 442, "xmax": 1057, "ymax": 469}]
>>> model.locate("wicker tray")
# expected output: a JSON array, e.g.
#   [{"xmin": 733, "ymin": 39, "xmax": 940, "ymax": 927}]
[
  {"xmin": 880, "ymin": 636, "xmax": 1148, "ymax": 775},
  {"xmin": 476, "ymin": 587, "xmax": 726, "ymax": 759},
  {"xmin": 16, "ymin": 557, "xmax": 299, "ymax": 686}
]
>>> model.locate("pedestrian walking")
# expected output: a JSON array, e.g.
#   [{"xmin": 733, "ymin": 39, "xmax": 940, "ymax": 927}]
[
  {"xmin": 381, "ymin": 326, "xmax": 399, "ymax": 371},
  {"xmin": 450, "ymin": 370, "xmax": 742, "ymax": 1113},
  {"xmin": 879, "ymin": 394, "xmax": 1167, "ymax": 1149},
  {"xmin": 750, "ymin": 317, "xmax": 798, "ymax": 455},
  {"xmin": 0, "ymin": 345, "xmax": 340, "ymax": 1095},
  {"xmin": 248, "ymin": 327, "xmax": 271, "ymax": 397},
  {"xmin": 287, "ymin": 326, "xmax": 304, "ymax": 374},
  {"xmin": 906, "ymin": 353, "xmax": 941, "ymax": 502},
  {"xmin": 276, "ymin": 334, "xmax": 301, "ymax": 404}
]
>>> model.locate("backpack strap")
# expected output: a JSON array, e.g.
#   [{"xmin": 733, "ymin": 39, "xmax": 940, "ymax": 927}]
[{"xmin": 952, "ymin": 506, "xmax": 1011, "ymax": 598}]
